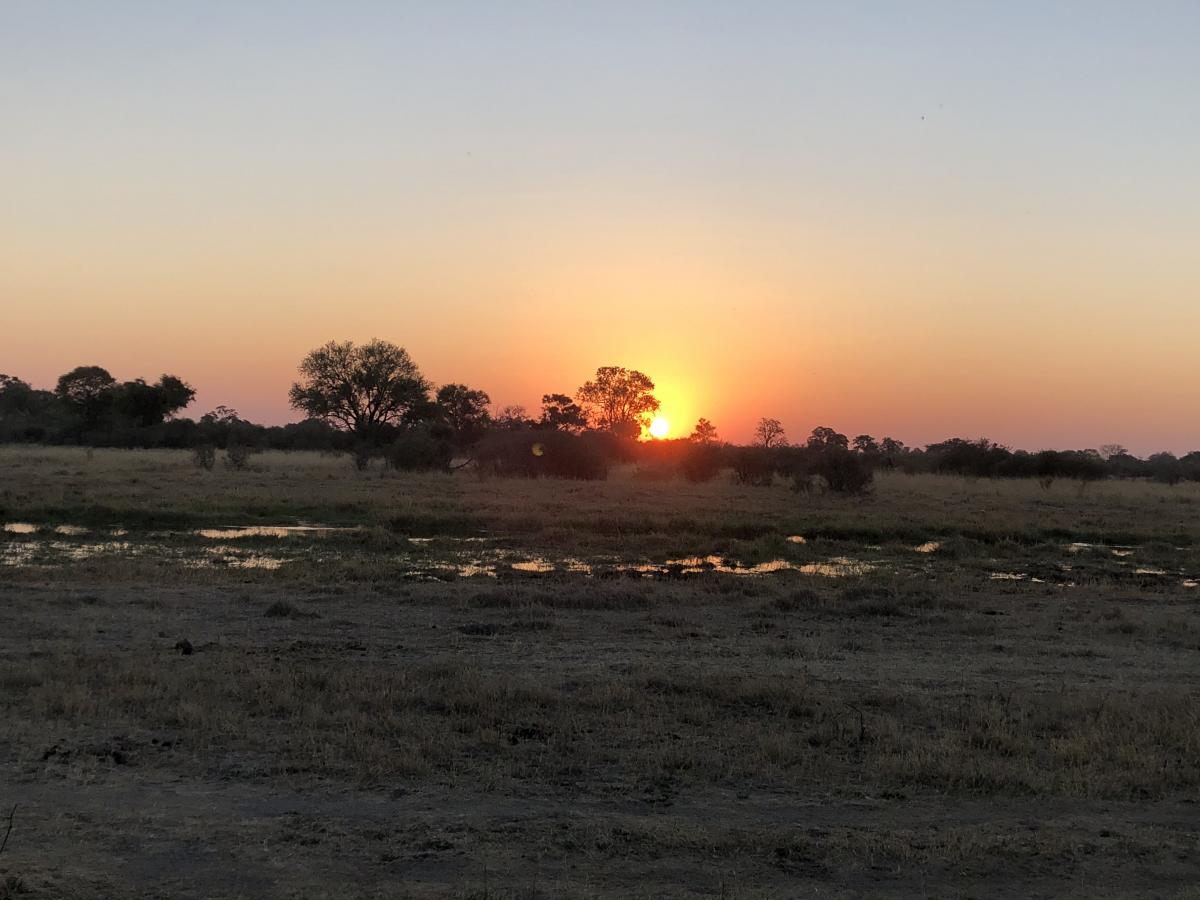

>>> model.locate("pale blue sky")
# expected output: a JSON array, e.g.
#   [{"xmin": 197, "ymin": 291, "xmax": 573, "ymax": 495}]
[{"xmin": 3, "ymin": 2, "xmax": 1198, "ymax": 451}]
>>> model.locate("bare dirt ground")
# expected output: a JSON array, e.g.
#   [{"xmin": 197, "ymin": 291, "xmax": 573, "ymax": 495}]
[{"xmin": 1, "ymin": 451, "xmax": 1199, "ymax": 897}]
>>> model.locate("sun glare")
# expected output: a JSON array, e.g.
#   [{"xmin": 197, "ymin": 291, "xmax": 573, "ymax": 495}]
[{"xmin": 648, "ymin": 417, "xmax": 670, "ymax": 439}]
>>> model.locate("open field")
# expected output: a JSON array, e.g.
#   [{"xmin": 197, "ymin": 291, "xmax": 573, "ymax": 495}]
[{"xmin": 2, "ymin": 448, "xmax": 1199, "ymax": 897}]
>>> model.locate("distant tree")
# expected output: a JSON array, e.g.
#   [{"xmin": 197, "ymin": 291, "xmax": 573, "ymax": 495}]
[
  {"xmin": 690, "ymin": 418, "xmax": 719, "ymax": 444},
  {"xmin": 200, "ymin": 405, "xmax": 243, "ymax": 426},
  {"xmin": 576, "ymin": 366, "xmax": 660, "ymax": 436},
  {"xmin": 852, "ymin": 434, "xmax": 879, "ymax": 454},
  {"xmin": 0, "ymin": 375, "xmax": 35, "ymax": 415},
  {"xmin": 113, "ymin": 375, "xmax": 195, "ymax": 426},
  {"xmin": 539, "ymin": 393, "xmax": 588, "ymax": 433},
  {"xmin": 880, "ymin": 436, "xmax": 906, "ymax": 455},
  {"xmin": 1181, "ymin": 451, "xmax": 1200, "ymax": 482},
  {"xmin": 55, "ymin": 365, "xmax": 117, "ymax": 429},
  {"xmin": 494, "ymin": 405, "xmax": 534, "ymax": 430},
  {"xmin": 434, "ymin": 383, "xmax": 492, "ymax": 447},
  {"xmin": 807, "ymin": 426, "xmax": 849, "ymax": 451},
  {"xmin": 288, "ymin": 339, "xmax": 431, "ymax": 442},
  {"xmin": 1099, "ymin": 444, "xmax": 1128, "ymax": 461},
  {"xmin": 753, "ymin": 417, "xmax": 787, "ymax": 448},
  {"xmin": 1148, "ymin": 452, "xmax": 1183, "ymax": 485}
]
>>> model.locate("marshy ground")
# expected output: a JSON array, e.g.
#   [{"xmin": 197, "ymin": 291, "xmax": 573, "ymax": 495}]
[{"xmin": 1, "ymin": 448, "xmax": 1198, "ymax": 897}]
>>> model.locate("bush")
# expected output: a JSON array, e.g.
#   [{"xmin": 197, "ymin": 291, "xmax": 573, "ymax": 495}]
[
  {"xmin": 387, "ymin": 428, "xmax": 453, "ymax": 472},
  {"xmin": 352, "ymin": 443, "xmax": 374, "ymax": 472},
  {"xmin": 225, "ymin": 442, "xmax": 254, "ymax": 470},
  {"xmin": 732, "ymin": 447, "xmax": 775, "ymax": 486},
  {"xmin": 474, "ymin": 429, "xmax": 610, "ymax": 480},
  {"xmin": 814, "ymin": 447, "xmax": 873, "ymax": 494},
  {"xmin": 192, "ymin": 443, "xmax": 216, "ymax": 471},
  {"xmin": 680, "ymin": 442, "xmax": 724, "ymax": 483}
]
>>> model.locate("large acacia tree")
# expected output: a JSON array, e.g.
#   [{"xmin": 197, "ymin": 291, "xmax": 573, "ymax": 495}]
[
  {"xmin": 55, "ymin": 365, "xmax": 117, "ymax": 429},
  {"xmin": 434, "ymin": 383, "xmax": 492, "ymax": 448},
  {"xmin": 575, "ymin": 366, "xmax": 659, "ymax": 437},
  {"xmin": 289, "ymin": 339, "xmax": 431, "ymax": 442}
]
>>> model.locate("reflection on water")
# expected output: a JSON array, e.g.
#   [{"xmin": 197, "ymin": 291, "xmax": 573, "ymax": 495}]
[
  {"xmin": 202, "ymin": 546, "xmax": 285, "ymax": 570},
  {"xmin": 196, "ymin": 525, "xmax": 355, "ymax": 539},
  {"xmin": 4, "ymin": 522, "xmax": 1187, "ymax": 587},
  {"xmin": 1, "ymin": 544, "xmax": 37, "ymax": 565}
]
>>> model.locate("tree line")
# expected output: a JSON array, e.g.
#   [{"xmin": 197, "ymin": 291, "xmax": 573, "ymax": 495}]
[{"xmin": 2, "ymin": 338, "xmax": 1198, "ymax": 488}]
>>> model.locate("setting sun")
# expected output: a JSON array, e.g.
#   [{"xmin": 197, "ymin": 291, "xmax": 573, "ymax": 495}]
[{"xmin": 648, "ymin": 417, "xmax": 670, "ymax": 439}]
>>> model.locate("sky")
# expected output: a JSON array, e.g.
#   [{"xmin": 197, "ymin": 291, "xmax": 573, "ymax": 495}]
[{"xmin": 2, "ymin": 1, "xmax": 1198, "ymax": 453}]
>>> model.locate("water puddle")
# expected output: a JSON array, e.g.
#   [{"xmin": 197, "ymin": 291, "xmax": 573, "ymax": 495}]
[{"xmin": 195, "ymin": 526, "xmax": 358, "ymax": 539}]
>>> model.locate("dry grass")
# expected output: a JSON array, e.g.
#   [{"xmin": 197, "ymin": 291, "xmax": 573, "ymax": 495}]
[
  {"xmin": 2, "ymin": 446, "xmax": 1199, "ymax": 547},
  {"xmin": 1, "ymin": 447, "xmax": 1199, "ymax": 896}
]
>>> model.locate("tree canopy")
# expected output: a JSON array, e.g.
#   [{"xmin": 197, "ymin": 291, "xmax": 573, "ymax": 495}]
[
  {"xmin": 288, "ymin": 339, "xmax": 431, "ymax": 441},
  {"xmin": 56, "ymin": 365, "xmax": 117, "ymax": 429},
  {"xmin": 753, "ymin": 417, "xmax": 787, "ymax": 448},
  {"xmin": 576, "ymin": 366, "xmax": 659, "ymax": 437},
  {"xmin": 539, "ymin": 393, "xmax": 588, "ymax": 433},
  {"xmin": 434, "ymin": 383, "xmax": 492, "ymax": 447},
  {"xmin": 690, "ymin": 418, "xmax": 719, "ymax": 444}
]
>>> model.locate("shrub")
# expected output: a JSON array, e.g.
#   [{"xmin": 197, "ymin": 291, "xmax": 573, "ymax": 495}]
[
  {"xmin": 814, "ymin": 447, "xmax": 873, "ymax": 494},
  {"xmin": 680, "ymin": 442, "xmax": 724, "ymax": 483},
  {"xmin": 473, "ymin": 429, "xmax": 610, "ymax": 480},
  {"xmin": 225, "ymin": 442, "xmax": 254, "ymax": 470},
  {"xmin": 732, "ymin": 447, "xmax": 775, "ymax": 486},
  {"xmin": 192, "ymin": 443, "xmax": 216, "ymax": 470},
  {"xmin": 387, "ymin": 428, "xmax": 453, "ymax": 472},
  {"xmin": 352, "ymin": 443, "xmax": 374, "ymax": 472}
]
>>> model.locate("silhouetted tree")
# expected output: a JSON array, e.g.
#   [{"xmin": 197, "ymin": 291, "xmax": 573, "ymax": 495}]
[
  {"xmin": 0, "ymin": 375, "xmax": 35, "ymax": 416},
  {"xmin": 55, "ymin": 365, "xmax": 118, "ymax": 430},
  {"xmin": 880, "ymin": 437, "xmax": 906, "ymax": 455},
  {"xmin": 807, "ymin": 426, "xmax": 849, "ymax": 451},
  {"xmin": 1148, "ymin": 452, "xmax": 1183, "ymax": 485},
  {"xmin": 852, "ymin": 434, "xmax": 879, "ymax": 454},
  {"xmin": 690, "ymin": 418, "xmax": 719, "ymax": 444},
  {"xmin": 494, "ymin": 405, "xmax": 535, "ymax": 430},
  {"xmin": 288, "ymin": 339, "xmax": 431, "ymax": 442},
  {"xmin": 113, "ymin": 375, "xmax": 195, "ymax": 426},
  {"xmin": 753, "ymin": 418, "xmax": 787, "ymax": 448},
  {"xmin": 539, "ymin": 393, "xmax": 588, "ymax": 433},
  {"xmin": 434, "ymin": 383, "xmax": 492, "ymax": 448},
  {"xmin": 576, "ymin": 366, "xmax": 660, "ymax": 436},
  {"xmin": 200, "ymin": 406, "xmax": 243, "ymax": 426}
]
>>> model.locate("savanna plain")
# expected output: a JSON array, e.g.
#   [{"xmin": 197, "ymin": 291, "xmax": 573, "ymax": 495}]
[{"xmin": 1, "ymin": 447, "xmax": 1198, "ymax": 898}]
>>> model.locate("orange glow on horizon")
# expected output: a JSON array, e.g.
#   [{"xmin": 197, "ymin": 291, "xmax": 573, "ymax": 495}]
[{"xmin": 648, "ymin": 417, "xmax": 670, "ymax": 439}]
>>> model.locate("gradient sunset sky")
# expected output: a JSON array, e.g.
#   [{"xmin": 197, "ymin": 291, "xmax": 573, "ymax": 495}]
[{"xmin": 3, "ymin": 2, "xmax": 1198, "ymax": 453}]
